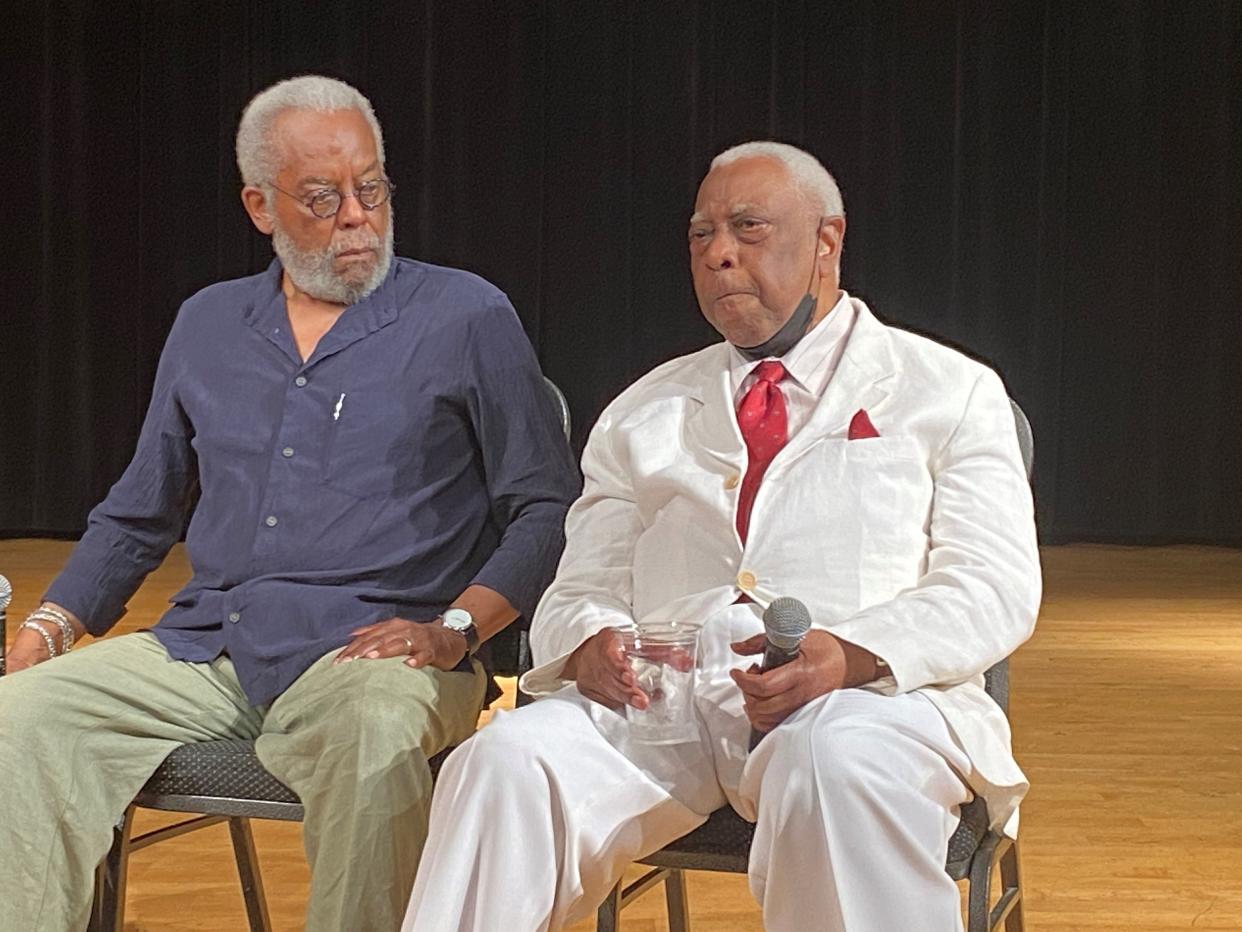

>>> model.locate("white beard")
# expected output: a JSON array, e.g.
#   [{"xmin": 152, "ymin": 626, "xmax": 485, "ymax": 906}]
[{"xmin": 271, "ymin": 212, "xmax": 395, "ymax": 305}]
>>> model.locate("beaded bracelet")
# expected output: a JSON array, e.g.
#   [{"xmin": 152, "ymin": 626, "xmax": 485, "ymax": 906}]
[
  {"xmin": 18, "ymin": 619, "xmax": 58, "ymax": 660},
  {"xmin": 29, "ymin": 606, "xmax": 75, "ymax": 653}
]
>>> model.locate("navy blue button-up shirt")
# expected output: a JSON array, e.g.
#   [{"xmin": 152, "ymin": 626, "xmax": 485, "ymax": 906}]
[{"xmin": 46, "ymin": 258, "xmax": 579, "ymax": 705}]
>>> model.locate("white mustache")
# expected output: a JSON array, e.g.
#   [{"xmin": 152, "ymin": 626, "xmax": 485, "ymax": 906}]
[{"xmin": 332, "ymin": 234, "xmax": 380, "ymax": 256}]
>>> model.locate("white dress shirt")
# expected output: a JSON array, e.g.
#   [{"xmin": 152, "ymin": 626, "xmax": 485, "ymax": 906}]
[{"xmin": 729, "ymin": 290, "xmax": 857, "ymax": 439}]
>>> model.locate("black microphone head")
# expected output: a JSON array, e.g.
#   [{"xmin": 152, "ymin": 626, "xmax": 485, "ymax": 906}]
[{"xmin": 763, "ymin": 597, "xmax": 811, "ymax": 650}]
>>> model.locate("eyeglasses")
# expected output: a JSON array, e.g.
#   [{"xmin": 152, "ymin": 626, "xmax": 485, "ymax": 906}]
[{"xmin": 268, "ymin": 178, "xmax": 395, "ymax": 219}]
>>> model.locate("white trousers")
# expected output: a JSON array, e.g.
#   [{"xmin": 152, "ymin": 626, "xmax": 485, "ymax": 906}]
[{"xmin": 405, "ymin": 607, "xmax": 973, "ymax": 931}]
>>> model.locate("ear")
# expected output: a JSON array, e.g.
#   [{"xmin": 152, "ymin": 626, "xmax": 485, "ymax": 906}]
[
  {"xmin": 816, "ymin": 215, "xmax": 846, "ymax": 277},
  {"xmin": 241, "ymin": 185, "xmax": 275, "ymax": 236}
]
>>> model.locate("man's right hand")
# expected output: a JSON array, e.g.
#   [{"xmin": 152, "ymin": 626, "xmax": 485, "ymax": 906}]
[
  {"xmin": 5, "ymin": 603, "xmax": 86, "ymax": 674},
  {"xmin": 6, "ymin": 627, "xmax": 57, "ymax": 674},
  {"xmin": 563, "ymin": 628, "xmax": 649, "ymax": 712}
]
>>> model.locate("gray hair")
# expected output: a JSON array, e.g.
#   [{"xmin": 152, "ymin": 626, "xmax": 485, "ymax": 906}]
[
  {"xmin": 711, "ymin": 141, "xmax": 844, "ymax": 219},
  {"xmin": 235, "ymin": 75, "xmax": 386, "ymax": 186}
]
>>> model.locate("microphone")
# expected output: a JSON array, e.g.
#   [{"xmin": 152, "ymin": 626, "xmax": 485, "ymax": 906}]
[
  {"xmin": 748, "ymin": 596, "xmax": 812, "ymax": 750},
  {"xmin": 0, "ymin": 575, "xmax": 11, "ymax": 675}
]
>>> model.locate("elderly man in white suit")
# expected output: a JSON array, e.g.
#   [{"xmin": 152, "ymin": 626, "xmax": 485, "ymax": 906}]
[{"xmin": 404, "ymin": 142, "xmax": 1041, "ymax": 931}]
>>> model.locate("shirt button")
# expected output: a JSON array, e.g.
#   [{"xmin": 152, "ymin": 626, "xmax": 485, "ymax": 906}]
[
  {"xmin": 295, "ymin": 376, "xmax": 308, "ymax": 387},
  {"xmin": 737, "ymin": 570, "xmax": 757, "ymax": 590},
  {"xmin": 282, "ymin": 447, "xmax": 295, "ymax": 458},
  {"xmin": 724, "ymin": 473, "xmax": 740, "ymax": 490},
  {"xmin": 227, "ymin": 612, "xmax": 241, "ymax": 624},
  {"xmin": 264, "ymin": 515, "xmax": 279, "ymax": 527}
]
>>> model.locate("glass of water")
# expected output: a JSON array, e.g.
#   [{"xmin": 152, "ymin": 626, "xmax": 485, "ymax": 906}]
[{"xmin": 619, "ymin": 624, "xmax": 700, "ymax": 744}]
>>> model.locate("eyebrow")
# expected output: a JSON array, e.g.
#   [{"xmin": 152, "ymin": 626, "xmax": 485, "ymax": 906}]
[
  {"xmin": 688, "ymin": 203, "xmax": 765, "ymax": 225},
  {"xmin": 296, "ymin": 161, "xmax": 382, "ymax": 189}
]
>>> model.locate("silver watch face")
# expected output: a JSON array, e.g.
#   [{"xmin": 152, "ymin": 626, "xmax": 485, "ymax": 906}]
[{"xmin": 441, "ymin": 608, "xmax": 474, "ymax": 633}]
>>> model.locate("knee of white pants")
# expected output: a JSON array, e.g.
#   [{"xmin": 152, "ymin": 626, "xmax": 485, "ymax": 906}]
[
  {"xmin": 438, "ymin": 706, "xmax": 545, "ymax": 786},
  {"xmin": 758, "ymin": 706, "xmax": 916, "ymax": 823},
  {"xmin": 753, "ymin": 692, "xmax": 971, "ymax": 848},
  {"xmin": 453, "ymin": 691, "xmax": 599, "ymax": 760}
]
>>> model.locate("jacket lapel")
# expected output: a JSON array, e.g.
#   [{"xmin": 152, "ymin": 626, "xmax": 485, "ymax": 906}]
[
  {"xmin": 684, "ymin": 344, "xmax": 746, "ymax": 469},
  {"xmin": 681, "ymin": 300, "xmax": 897, "ymax": 476},
  {"xmin": 769, "ymin": 299, "xmax": 897, "ymax": 476}
]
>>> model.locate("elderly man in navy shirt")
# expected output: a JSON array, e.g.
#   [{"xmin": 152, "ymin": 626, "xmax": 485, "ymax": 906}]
[{"xmin": 0, "ymin": 75, "xmax": 578, "ymax": 931}]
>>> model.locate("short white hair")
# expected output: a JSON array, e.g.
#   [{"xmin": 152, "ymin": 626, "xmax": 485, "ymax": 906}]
[
  {"xmin": 710, "ymin": 141, "xmax": 844, "ymax": 219},
  {"xmin": 235, "ymin": 75, "xmax": 386, "ymax": 186}
]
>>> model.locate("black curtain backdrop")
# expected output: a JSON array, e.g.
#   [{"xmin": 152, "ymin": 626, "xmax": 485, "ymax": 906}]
[{"xmin": 3, "ymin": 1, "xmax": 1240, "ymax": 544}]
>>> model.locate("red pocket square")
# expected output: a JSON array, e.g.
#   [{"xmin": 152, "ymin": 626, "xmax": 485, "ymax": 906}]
[{"xmin": 848, "ymin": 409, "xmax": 880, "ymax": 440}]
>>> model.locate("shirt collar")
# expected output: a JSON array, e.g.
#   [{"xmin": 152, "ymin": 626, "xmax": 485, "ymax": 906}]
[
  {"xmin": 729, "ymin": 290, "xmax": 855, "ymax": 399},
  {"xmin": 244, "ymin": 256, "xmax": 403, "ymax": 366}
]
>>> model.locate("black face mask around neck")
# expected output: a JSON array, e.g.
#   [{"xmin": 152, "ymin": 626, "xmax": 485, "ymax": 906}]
[{"xmin": 735, "ymin": 290, "xmax": 817, "ymax": 361}]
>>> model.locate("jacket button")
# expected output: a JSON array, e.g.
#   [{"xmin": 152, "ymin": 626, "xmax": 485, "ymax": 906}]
[
  {"xmin": 737, "ymin": 570, "xmax": 757, "ymax": 590},
  {"xmin": 724, "ymin": 473, "xmax": 740, "ymax": 490}
]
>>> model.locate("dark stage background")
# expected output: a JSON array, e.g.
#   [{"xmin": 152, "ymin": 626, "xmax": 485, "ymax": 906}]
[{"xmin": 3, "ymin": 1, "xmax": 1240, "ymax": 544}]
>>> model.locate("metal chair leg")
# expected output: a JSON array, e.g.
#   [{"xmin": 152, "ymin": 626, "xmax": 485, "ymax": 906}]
[
  {"xmin": 967, "ymin": 831, "xmax": 1024, "ymax": 932},
  {"xmin": 88, "ymin": 807, "xmax": 135, "ymax": 932},
  {"xmin": 597, "ymin": 878, "xmax": 623, "ymax": 932},
  {"xmin": 998, "ymin": 839, "xmax": 1025, "ymax": 931},
  {"xmin": 664, "ymin": 868, "xmax": 690, "ymax": 932},
  {"xmin": 228, "ymin": 817, "xmax": 273, "ymax": 932},
  {"xmin": 966, "ymin": 833, "xmax": 997, "ymax": 932}
]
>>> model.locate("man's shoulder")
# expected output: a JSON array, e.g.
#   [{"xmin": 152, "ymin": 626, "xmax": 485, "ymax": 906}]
[
  {"xmin": 388, "ymin": 257, "xmax": 510, "ymax": 318},
  {"xmin": 864, "ymin": 303, "xmax": 1001, "ymax": 393},
  {"xmin": 164, "ymin": 268, "xmax": 279, "ymax": 344},
  {"xmin": 890, "ymin": 323, "xmax": 994, "ymax": 379},
  {"xmin": 178, "ymin": 267, "xmax": 274, "ymax": 312},
  {"xmin": 599, "ymin": 342, "xmax": 728, "ymax": 421}
]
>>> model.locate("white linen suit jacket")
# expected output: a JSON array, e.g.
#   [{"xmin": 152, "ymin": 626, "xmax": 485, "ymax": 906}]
[{"xmin": 521, "ymin": 297, "xmax": 1042, "ymax": 834}]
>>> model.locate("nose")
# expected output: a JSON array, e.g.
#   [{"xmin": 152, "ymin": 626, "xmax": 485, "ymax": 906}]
[
  {"xmin": 334, "ymin": 191, "xmax": 368, "ymax": 228},
  {"xmin": 702, "ymin": 230, "xmax": 738, "ymax": 271}
]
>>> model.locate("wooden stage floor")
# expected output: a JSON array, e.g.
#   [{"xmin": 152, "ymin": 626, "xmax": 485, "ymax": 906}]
[{"xmin": 1, "ymin": 541, "xmax": 1239, "ymax": 931}]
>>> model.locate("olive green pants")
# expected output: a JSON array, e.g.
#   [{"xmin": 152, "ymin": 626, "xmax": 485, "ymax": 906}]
[{"xmin": 0, "ymin": 632, "xmax": 486, "ymax": 932}]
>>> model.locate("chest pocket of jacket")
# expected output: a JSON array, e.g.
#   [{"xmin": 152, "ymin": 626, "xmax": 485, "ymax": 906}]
[
  {"xmin": 321, "ymin": 389, "xmax": 412, "ymax": 499},
  {"xmin": 765, "ymin": 437, "xmax": 931, "ymax": 597},
  {"xmin": 842, "ymin": 437, "xmax": 932, "ymax": 588},
  {"xmin": 837, "ymin": 436, "xmax": 930, "ymax": 529}
]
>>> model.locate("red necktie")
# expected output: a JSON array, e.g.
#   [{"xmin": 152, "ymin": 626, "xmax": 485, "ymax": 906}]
[{"xmin": 735, "ymin": 360, "xmax": 788, "ymax": 541}]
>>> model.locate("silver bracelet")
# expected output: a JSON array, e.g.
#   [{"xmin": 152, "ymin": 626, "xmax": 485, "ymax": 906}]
[
  {"xmin": 18, "ymin": 619, "xmax": 58, "ymax": 660},
  {"xmin": 29, "ymin": 607, "xmax": 75, "ymax": 652}
]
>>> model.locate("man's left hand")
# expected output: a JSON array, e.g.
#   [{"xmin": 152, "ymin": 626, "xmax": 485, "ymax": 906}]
[
  {"xmin": 335, "ymin": 618, "xmax": 468, "ymax": 671},
  {"xmin": 729, "ymin": 629, "xmax": 851, "ymax": 734}
]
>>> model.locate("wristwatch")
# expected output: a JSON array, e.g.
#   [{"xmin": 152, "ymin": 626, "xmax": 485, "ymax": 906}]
[{"xmin": 440, "ymin": 608, "xmax": 480, "ymax": 656}]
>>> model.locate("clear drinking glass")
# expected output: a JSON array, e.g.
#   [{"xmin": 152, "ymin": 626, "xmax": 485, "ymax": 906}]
[{"xmin": 619, "ymin": 624, "xmax": 700, "ymax": 744}]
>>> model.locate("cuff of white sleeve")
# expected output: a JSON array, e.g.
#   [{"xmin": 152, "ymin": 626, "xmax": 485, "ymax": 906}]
[
  {"xmin": 519, "ymin": 621, "xmax": 634, "ymax": 698},
  {"xmin": 827, "ymin": 619, "xmax": 914, "ymax": 695},
  {"xmin": 518, "ymin": 652, "xmax": 578, "ymax": 697}
]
